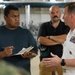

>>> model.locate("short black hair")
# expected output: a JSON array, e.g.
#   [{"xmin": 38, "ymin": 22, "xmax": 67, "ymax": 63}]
[
  {"xmin": 64, "ymin": 2, "xmax": 75, "ymax": 14},
  {"xmin": 4, "ymin": 5, "xmax": 18, "ymax": 16}
]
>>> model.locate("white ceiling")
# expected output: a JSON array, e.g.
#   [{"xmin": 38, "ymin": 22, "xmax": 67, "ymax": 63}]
[{"xmin": 3, "ymin": 0, "xmax": 75, "ymax": 2}]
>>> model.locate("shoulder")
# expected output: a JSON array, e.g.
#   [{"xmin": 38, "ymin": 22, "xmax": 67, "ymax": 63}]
[
  {"xmin": 42, "ymin": 21, "xmax": 50, "ymax": 25},
  {"xmin": 17, "ymin": 27, "xmax": 31, "ymax": 35},
  {"xmin": 40, "ymin": 21, "xmax": 50, "ymax": 27},
  {"xmin": 18, "ymin": 27, "xmax": 30, "ymax": 32},
  {"xmin": 60, "ymin": 20, "xmax": 65, "ymax": 25},
  {"xmin": 60, "ymin": 21, "xmax": 70, "ymax": 31},
  {"xmin": 60, "ymin": 20, "xmax": 69, "ymax": 27}
]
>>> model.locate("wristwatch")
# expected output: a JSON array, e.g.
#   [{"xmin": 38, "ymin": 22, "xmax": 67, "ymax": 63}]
[{"xmin": 61, "ymin": 59, "xmax": 66, "ymax": 66}]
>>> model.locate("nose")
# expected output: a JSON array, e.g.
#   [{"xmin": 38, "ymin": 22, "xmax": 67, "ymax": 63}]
[
  {"xmin": 54, "ymin": 13, "xmax": 57, "ymax": 16},
  {"xmin": 15, "ymin": 17, "xmax": 19, "ymax": 21}
]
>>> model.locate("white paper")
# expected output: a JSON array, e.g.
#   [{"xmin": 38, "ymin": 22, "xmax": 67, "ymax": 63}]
[{"xmin": 14, "ymin": 46, "xmax": 34, "ymax": 55}]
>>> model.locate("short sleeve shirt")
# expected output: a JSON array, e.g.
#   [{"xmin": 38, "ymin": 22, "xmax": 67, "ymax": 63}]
[
  {"xmin": 38, "ymin": 20, "xmax": 70, "ymax": 60},
  {"xmin": 0, "ymin": 26, "xmax": 38, "ymax": 72},
  {"xmin": 62, "ymin": 29, "xmax": 75, "ymax": 70}
]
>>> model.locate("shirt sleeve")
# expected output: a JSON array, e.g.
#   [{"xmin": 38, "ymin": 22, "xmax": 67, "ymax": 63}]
[
  {"xmin": 27, "ymin": 30, "xmax": 38, "ymax": 54},
  {"xmin": 38, "ymin": 23, "xmax": 47, "ymax": 38},
  {"xmin": 63, "ymin": 25, "xmax": 70, "ymax": 34}
]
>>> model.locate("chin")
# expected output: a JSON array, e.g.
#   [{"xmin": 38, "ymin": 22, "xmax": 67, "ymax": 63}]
[
  {"xmin": 65, "ymin": 23, "xmax": 68, "ymax": 26},
  {"xmin": 12, "ymin": 25, "xmax": 18, "ymax": 28},
  {"xmin": 14, "ymin": 24, "xmax": 19, "ymax": 27}
]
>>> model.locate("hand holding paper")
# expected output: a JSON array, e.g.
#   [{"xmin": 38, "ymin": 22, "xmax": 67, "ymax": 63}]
[{"xmin": 15, "ymin": 46, "xmax": 34, "ymax": 55}]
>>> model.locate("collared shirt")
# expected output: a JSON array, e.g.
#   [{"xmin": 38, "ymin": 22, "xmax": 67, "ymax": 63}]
[
  {"xmin": 62, "ymin": 29, "xmax": 75, "ymax": 70},
  {"xmin": 38, "ymin": 20, "xmax": 70, "ymax": 61}
]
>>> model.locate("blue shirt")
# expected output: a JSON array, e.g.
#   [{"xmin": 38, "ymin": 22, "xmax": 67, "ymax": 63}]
[{"xmin": 0, "ymin": 26, "xmax": 37, "ymax": 72}]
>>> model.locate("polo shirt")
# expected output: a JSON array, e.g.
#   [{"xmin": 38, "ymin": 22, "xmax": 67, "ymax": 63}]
[{"xmin": 38, "ymin": 20, "xmax": 70, "ymax": 61}]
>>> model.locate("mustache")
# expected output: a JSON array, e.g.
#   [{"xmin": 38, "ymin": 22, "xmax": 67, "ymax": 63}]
[{"xmin": 53, "ymin": 16, "xmax": 58, "ymax": 18}]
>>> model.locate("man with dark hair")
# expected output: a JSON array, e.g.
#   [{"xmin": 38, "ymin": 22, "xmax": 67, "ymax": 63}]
[
  {"xmin": 0, "ymin": 5, "xmax": 37, "ymax": 74},
  {"xmin": 38, "ymin": 5, "xmax": 70, "ymax": 75},
  {"xmin": 4, "ymin": 5, "xmax": 18, "ymax": 16},
  {"xmin": 42, "ymin": 2, "xmax": 75, "ymax": 75}
]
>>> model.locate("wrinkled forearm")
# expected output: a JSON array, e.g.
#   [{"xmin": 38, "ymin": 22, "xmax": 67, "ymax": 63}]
[{"xmin": 38, "ymin": 36, "xmax": 60, "ymax": 46}]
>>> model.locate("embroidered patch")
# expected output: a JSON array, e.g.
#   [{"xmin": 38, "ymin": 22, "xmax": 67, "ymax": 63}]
[{"xmin": 70, "ymin": 36, "xmax": 75, "ymax": 43}]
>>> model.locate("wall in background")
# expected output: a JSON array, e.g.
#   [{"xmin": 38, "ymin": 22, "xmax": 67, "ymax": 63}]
[
  {"xmin": 0, "ymin": 7, "xmax": 64, "ymax": 26},
  {"xmin": 0, "ymin": 7, "xmax": 64, "ymax": 44}
]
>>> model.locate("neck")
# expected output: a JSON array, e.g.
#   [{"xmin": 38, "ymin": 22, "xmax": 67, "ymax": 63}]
[
  {"xmin": 52, "ymin": 20, "xmax": 60, "ymax": 28},
  {"xmin": 5, "ymin": 25, "xmax": 18, "ymax": 30},
  {"xmin": 70, "ymin": 24, "xmax": 75, "ymax": 31}
]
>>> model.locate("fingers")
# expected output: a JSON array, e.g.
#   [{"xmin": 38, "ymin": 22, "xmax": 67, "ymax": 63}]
[
  {"xmin": 21, "ymin": 52, "xmax": 35, "ymax": 58},
  {"xmin": 42, "ymin": 58, "xmax": 51, "ymax": 66},
  {"xmin": 21, "ymin": 52, "xmax": 31, "ymax": 58},
  {"xmin": 42, "ymin": 60, "xmax": 53, "ymax": 67},
  {"xmin": 42, "ymin": 58, "xmax": 51, "ymax": 61},
  {"xmin": 5, "ymin": 46, "xmax": 13, "ymax": 52},
  {"xmin": 50, "ymin": 52, "xmax": 56, "ymax": 57},
  {"xmin": 22, "ymin": 52, "xmax": 30, "ymax": 56},
  {"xmin": 4, "ymin": 46, "xmax": 14, "ymax": 57},
  {"xmin": 42, "ymin": 55, "xmax": 60, "ymax": 67}
]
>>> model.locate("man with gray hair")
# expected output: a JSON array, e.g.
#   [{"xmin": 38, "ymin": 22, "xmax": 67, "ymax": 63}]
[{"xmin": 42, "ymin": 2, "xmax": 75, "ymax": 75}]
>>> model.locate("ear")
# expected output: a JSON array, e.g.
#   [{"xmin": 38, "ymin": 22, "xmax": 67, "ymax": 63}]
[
  {"xmin": 70, "ymin": 14, "xmax": 75, "ymax": 24},
  {"xmin": 70, "ymin": 13, "xmax": 75, "ymax": 20}
]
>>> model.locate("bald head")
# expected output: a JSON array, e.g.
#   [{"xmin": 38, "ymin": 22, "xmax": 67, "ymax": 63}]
[
  {"xmin": 49, "ymin": 5, "xmax": 60, "ymax": 12},
  {"xmin": 49, "ymin": 5, "xmax": 61, "ymax": 23}
]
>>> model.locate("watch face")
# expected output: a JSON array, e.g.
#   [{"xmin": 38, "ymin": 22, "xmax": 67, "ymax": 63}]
[{"xmin": 61, "ymin": 59, "xmax": 65, "ymax": 66}]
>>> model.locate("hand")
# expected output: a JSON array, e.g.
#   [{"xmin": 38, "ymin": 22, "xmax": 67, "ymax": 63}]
[
  {"xmin": 46, "ymin": 36, "xmax": 50, "ymax": 39},
  {"xmin": 42, "ymin": 52, "xmax": 62, "ymax": 67},
  {"xmin": 21, "ymin": 52, "xmax": 36, "ymax": 58},
  {"xmin": 3, "ymin": 46, "xmax": 14, "ymax": 57}
]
